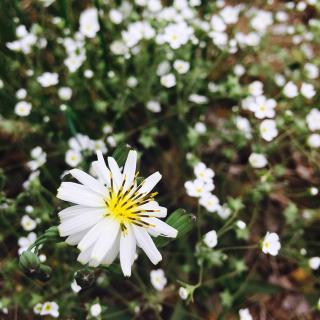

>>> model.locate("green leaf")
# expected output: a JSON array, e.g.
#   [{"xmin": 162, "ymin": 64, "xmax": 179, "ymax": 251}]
[
  {"xmin": 154, "ymin": 209, "xmax": 194, "ymax": 248},
  {"xmin": 112, "ymin": 144, "xmax": 131, "ymax": 167}
]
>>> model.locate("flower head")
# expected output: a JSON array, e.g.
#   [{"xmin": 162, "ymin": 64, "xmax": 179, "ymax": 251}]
[
  {"xmin": 57, "ymin": 150, "xmax": 177, "ymax": 276},
  {"xmin": 203, "ymin": 230, "xmax": 218, "ymax": 248},
  {"xmin": 150, "ymin": 269, "xmax": 167, "ymax": 291},
  {"xmin": 262, "ymin": 232, "xmax": 281, "ymax": 256},
  {"xmin": 40, "ymin": 301, "xmax": 59, "ymax": 318}
]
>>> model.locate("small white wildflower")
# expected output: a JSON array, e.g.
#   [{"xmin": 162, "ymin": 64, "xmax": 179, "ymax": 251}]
[
  {"xmin": 301, "ymin": 83, "xmax": 316, "ymax": 99},
  {"xmin": 173, "ymin": 60, "xmax": 190, "ymax": 74},
  {"xmin": 283, "ymin": 81, "xmax": 298, "ymax": 98},
  {"xmin": 306, "ymin": 109, "xmax": 320, "ymax": 131},
  {"xmin": 90, "ymin": 303, "xmax": 102, "ymax": 317},
  {"xmin": 16, "ymin": 88, "xmax": 27, "ymax": 99},
  {"xmin": 309, "ymin": 257, "xmax": 320, "ymax": 270},
  {"xmin": 260, "ymin": 119, "xmax": 278, "ymax": 142},
  {"xmin": 21, "ymin": 215, "xmax": 37, "ymax": 231},
  {"xmin": 58, "ymin": 87, "xmax": 72, "ymax": 100},
  {"xmin": 15, "ymin": 101, "xmax": 32, "ymax": 117},
  {"xmin": 262, "ymin": 232, "xmax": 281, "ymax": 256},
  {"xmin": 203, "ymin": 230, "xmax": 218, "ymax": 248},
  {"xmin": 160, "ymin": 73, "xmax": 176, "ymax": 88},
  {"xmin": 307, "ymin": 134, "xmax": 320, "ymax": 148},
  {"xmin": 179, "ymin": 287, "xmax": 188, "ymax": 300},
  {"xmin": 146, "ymin": 100, "xmax": 161, "ymax": 113},
  {"xmin": 194, "ymin": 122, "xmax": 207, "ymax": 134},
  {"xmin": 65, "ymin": 149, "xmax": 82, "ymax": 167},
  {"xmin": 248, "ymin": 153, "xmax": 267, "ymax": 169},
  {"xmin": 236, "ymin": 220, "xmax": 246, "ymax": 230},
  {"xmin": 40, "ymin": 302, "xmax": 59, "ymax": 318},
  {"xmin": 150, "ymin": 269, "xmax": 167, "ymax": 291}
]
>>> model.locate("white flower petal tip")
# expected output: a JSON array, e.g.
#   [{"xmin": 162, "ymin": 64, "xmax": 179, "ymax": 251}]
[{"xmin": 153, "ymin": 256, "xmax": 162, "ymax": 265}]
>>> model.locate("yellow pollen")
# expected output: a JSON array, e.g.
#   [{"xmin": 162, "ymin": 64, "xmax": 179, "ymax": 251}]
[{"xmin": 106, "ymin": 190, "xmax": 139, "ymax": 224}]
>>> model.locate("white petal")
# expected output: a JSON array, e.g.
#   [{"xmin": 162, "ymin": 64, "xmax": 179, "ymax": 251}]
[
  {"xmin": 145, "ymin": 217, "xmax": 178, "ymax": 238},
  {"xmin": 139, "ymin": 172, "xmax": 162, "ymax": 194},
  {"xmin": 123, "ymin": 150, "xmax": 137, "ymax": 192},
  {"xmin": 77, "ymin": 246, "xmax": 94, "ymax": 265},
  {"xmin": 69, "ymin": 169, "xmax": 107, "ymax": 196},
  {"xmin": 65, "ymin": 229, "xmax": 89, "ymax": 245},
  {"xmin": 58, "ymin": 206, "xmax": 105, "ymax": 221},
  {"xmin": 58, "ymin": 210, "xmax": 104, "ymax": 237},
  {"xmin": 94, "ymin": 150, "xmax": 111, "ymax": 186},
  {"xmin": 147, "ymin": 228, "xmax": 160, "ymax": 237},
  {"xmin": 137, "ymin": 201, "xmax": 167, "ymax": 218},
  {"xmin": 107, "ymin": 157, "xmax": 123, "ymax": 193},
  {"xmin": 57, "ymin": 182, "xmax": 105, "ymax": 207},
  {"xmin": 101, "ymin": 233, "xmax": 120, "ymax": 265},
  {"xmin": 58, "ymin": 205, "xmax": 83, "ymax": 220},
  {"xmin": 120, "ymin": 225, "xmax": 136, "ymax": 277},
  {"xmin": 77, "ymin": 219, "xmax": 108, "ymax": 251},
  {"xmin": 90, "ymin": 219, "xmax": 120, "ymax": 265},
  {"xmin": 133, "ymin": 226, "xmax": 162, "ymax": 265}
]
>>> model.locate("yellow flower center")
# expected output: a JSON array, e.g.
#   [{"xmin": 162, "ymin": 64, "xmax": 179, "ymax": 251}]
[
  {"xmin": 259, "ymin": 104, "xmax": 266, "ymax": 111},
  {"xmin": 104, "ymin": 178, "xmax": 157, "ymax": 232}
]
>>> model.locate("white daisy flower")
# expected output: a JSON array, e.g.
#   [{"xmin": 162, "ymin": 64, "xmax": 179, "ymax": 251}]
[
  {"xmin": 57, "ymin": 151, "xmax": 177, "ymax": 277},
  {"xmin": 262, "ymin": 232, "xmax": 281, "ymax": 256}
]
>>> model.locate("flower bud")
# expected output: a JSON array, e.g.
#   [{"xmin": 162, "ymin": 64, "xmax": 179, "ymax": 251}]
[
  {"xmin": 19, "ymin": 251, "xmax": 41, "ymax": 275},
  {"xmin": 74, "ymin": 268, "xmax": 95, "ymax": 288}
]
